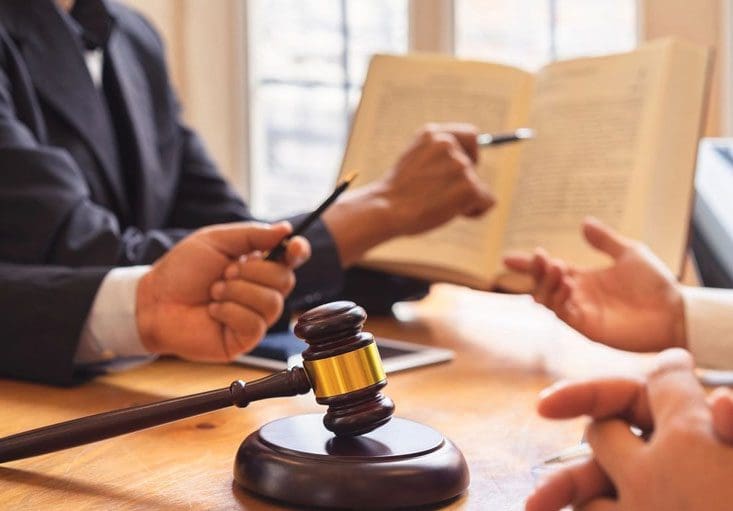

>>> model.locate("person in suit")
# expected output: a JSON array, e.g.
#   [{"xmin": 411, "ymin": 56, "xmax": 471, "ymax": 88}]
[{"xmin": 0, "ymin": 0, "xmax": 495, "ymax": 384}]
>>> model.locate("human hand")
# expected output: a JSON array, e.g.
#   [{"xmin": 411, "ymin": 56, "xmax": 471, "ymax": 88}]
[
  {"xmin": 378, "ymin": 123, "xmax": 495, "ymax": 236},
  {"xmin": 709, "ymin": 387, "xmax": 733, "ymax": 443},
  {"xmin": 526, "ymin": 349, "xmax": 733, "ymax": 511},
  {"xmin": 321, "ymin": 123, "xmax": 495, "ymax": 266},
  {"xmin": 504, "ymin": 217, "xmax": 685, "ymax": 352},
  {"xmin": 136, "ymin": 222, "xmax": 310, "ymax": 362}
]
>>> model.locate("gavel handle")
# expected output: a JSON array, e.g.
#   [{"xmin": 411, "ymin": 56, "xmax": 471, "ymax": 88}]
[{"xmin": 0, "ymin": 367, "xmax": 311, "ymax": 463}]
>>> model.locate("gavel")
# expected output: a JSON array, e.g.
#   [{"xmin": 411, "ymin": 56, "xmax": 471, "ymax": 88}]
[{"xmin": 0, "ymin": 301, "xmax": 395, "ymax": 463}]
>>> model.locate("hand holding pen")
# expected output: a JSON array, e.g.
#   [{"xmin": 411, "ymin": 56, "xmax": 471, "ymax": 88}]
[{"xmin": 257, "ymin": 126, "xmax": 532, "ymax": 267}]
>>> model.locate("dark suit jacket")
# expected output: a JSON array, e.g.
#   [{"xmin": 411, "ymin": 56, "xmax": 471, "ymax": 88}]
[{"xmin": 0, "ymin": 1, "xmax": 427, "ymax": 385}]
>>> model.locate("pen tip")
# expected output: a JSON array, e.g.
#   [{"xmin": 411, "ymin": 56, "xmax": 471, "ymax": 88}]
[
  {"xmin": 516, "ymin": 128, "xmax": 535, "ymax": 139},
  {"xmin": 341, "ymin": 170, "xmax": 359, "ymax": 184}
]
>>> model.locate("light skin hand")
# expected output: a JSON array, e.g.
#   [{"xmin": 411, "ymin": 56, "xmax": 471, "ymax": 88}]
[
  {"xmin": 136, "ymin": 222, "xmax": 310, "ymax": 362},
  {"xmin": 323, "ymin": 123, "xmax": 495, "ymax": 266},
  {"xmin": 709, "ymin": 387, "xmax": 733, "ymax": 443},
  {"xmin": 527, "ymin": 349, "xmax": 733, "ymax": 511},
  {"xmin": 504, "ymin": 217, "xmax": 686, "ymax": 352}
]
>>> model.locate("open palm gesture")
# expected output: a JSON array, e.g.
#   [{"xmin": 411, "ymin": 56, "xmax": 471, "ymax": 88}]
[{"xmin": 504, "ymin": 218, "xmax": 686, "ymax": 352}]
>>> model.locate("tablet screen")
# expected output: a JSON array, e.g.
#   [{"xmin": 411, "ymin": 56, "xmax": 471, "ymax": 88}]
[{"xmin": 235, "ymin": 331, "xmax": 453, "ymax": 374}]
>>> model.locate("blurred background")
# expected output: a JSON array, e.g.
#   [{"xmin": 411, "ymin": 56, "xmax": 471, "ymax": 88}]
[{"xmin": 124, "ymin": 0, "xmax": 727, "ymax": 219}]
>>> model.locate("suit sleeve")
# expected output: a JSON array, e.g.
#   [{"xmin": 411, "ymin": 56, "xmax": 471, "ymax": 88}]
[
  {"xmin": 0, "ymin": 262, "xmax": 110, "ymax": 385},
  {"xmin": 0, "ymin": 37, "xmax": 191, "ymax": 266}
]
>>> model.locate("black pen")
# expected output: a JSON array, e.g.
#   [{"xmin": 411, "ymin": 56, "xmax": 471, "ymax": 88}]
[
  {"xmin": 264, "ymin": 171, "xmax": 359, "ymax": 262},
  {"xmin": 477, "ymin": 128, "xmax": 535, "ymax": 146}
]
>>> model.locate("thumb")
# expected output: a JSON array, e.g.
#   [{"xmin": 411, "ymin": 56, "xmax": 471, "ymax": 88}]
[
  {"xmin": 200, "ymin": 221, "xmax": 291, "ymax": 258},
  {"xmin": 710, "ymin": 387, "xmax": 733, "ymax": 444},
  {"xmin": 582, "ymin": 217, "xmax": 629, "ymax": 260}
]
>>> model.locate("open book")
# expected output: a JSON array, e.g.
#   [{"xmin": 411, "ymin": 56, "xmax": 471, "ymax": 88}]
[{"xmin": 340, "ymin": 39, "xmax": 711, "ymax": 290}]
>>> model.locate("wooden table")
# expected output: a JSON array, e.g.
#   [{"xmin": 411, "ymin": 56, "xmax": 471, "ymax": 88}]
[{"xmin": 0, "ymin": 285, "xmax": 654, "ymax": 510}]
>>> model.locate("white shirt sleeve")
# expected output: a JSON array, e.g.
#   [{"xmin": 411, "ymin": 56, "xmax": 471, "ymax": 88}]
[
  {"xmin": 75, "ymin": 266, "xmax": 157, "ymax": 371},
  {"xmin": 681, "ymin": 286, "xmax": 733, "ymax": 369}
]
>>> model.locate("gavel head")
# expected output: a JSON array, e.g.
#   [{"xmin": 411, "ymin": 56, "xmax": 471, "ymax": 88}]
[{"xmin": 294, "ymin": 301, "xmax": 395, "ymax": 437}]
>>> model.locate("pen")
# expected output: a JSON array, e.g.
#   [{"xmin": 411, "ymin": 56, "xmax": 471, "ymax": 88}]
[
  {"xmin": 264, "ymin": 171, "xmax": 359, "ymax": 262},
  {"xmin": 541, "ymin": 442, "xmax": 592, "ymax": 466},
  {"xmin": 477, "ymin": 127, "xmax": 535, "ymax": 146}
]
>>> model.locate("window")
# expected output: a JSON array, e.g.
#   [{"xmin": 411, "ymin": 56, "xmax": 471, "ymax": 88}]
[
  {"xmin": 455, "ymin": 0, "xmax": 637, "ymax": 68},
  {"xmin": 247, "ymin": 0, "xmax": 637, "ymax": 218},
  {"xmin": 247, "ymin": 0, "xmax": 408, "ymax": 218}
]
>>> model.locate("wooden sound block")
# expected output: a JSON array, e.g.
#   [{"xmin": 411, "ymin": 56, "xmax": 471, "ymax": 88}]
[{"xmin": 234, "ymin": 414, "xmax": 469, "ymax": 509}]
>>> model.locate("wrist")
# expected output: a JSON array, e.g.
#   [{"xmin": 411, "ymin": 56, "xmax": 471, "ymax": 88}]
[
  {"xmin": 363, "ymin": 180, "xmax": 404, "ymax": 238},
  {"xmin": 136, "ymin": 269, "xmax": 161, "ymax": 354},
  {"xmin": 322, "ymin": 182, "xmax": 397, "ymax": 266}
]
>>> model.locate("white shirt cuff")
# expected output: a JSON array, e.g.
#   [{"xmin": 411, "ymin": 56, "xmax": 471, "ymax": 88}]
[
  {"xmin": 75, "ymin": 266, "xmax": 155, "ymax": 367},
  {"xmin": 681, "ymin": 286, "xmax": 733, "ymax": 369}
]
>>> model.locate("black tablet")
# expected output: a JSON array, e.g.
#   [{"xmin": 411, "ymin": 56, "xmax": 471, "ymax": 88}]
[{"xmin": 235, "ymin": 330, "xmax": 453, "ymax": 374}]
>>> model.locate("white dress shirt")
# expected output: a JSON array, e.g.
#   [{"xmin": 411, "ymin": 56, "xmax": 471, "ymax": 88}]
[
  {"xmin": 682, "ymin": 286, "xmax": 733, "ymax": 369},
  {"xmin": 74, "ymin": 266, "xmax": 153, "ymax": 367}
]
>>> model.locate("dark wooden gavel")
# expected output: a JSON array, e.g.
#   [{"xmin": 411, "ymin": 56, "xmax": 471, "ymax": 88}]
[{"xmin": 0, "ymin": 301, "xmax": 395, "ymax": 463}]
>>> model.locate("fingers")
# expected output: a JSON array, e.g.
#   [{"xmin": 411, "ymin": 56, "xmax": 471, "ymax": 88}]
[
  {"xmin": 646, "ymin": 348, "xmax": 708, "ymax": 429},
  {"xmin": 420, "ymin": 122, "xmax": 478, "ymax": 162},
  {"xmin": 458, "ymin": 165, "xmax": 495, "ymax": 217},
  {"xmin": 531, "ymin": 249, "xmax": 548, "ymax": 284},
  {"xmin": 446, "ymin": 123, "xmax": 479, "ymax": 163},
  {"xmin": 503, "ymin": 252, "xmax": 533, "ymax": 273},
  {"xmin": 585, "ymin": 419, "xmax": 643, "ymax": 484},
  {"xmin": 504, "ymin": 250, "xmax": 577, "ymax": 322},
  {"xmin": 535, "ymin": 257, "xmax": 565, "ymax": 306},
  {"xmin": 283, "ymin": 236, "xmax": 311, "ymax": 269},
  {"xmin": 582, "ymin": 217, "xmax": 629, "ymax": 260},
  {"xmin": 549, "ymin": 278, "xmax": 572, "ymax": 319},
  {"xmin": 208, "ymin": 302, "xmax": 267, "ymax": 356},
  {"xmin": 416, "ymin": 126, "xmax": 495, "ymax": 215},
  {"xmin": 537, "ymin": 378, "xmax": 653, "ymax": 430},
  {"xmin": 438, "ymin": 141, "xmax": 494, "ymax": 216},
  {"xmin": 525, "ymin": 458, "xmax": 613, "ymax": 511},
  {"xmin": 200, "ymin": 221, "xmax": 292, "ymax": 258},
  {"xmin": 223, "ymin": 258, "xmax": 296, "ymax": 296},
  {"xmin": 710, "ymin": 387, "xmax": 733, "ymax": 444},
  {"xmin": 211, "ymin": 279, "xmax": 284, "ymax": 326}
]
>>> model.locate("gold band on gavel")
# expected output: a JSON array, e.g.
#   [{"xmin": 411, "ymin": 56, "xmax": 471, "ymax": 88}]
[{"xmin": 303, "ymin": 343, "xmax": 386, "ymax": 398}]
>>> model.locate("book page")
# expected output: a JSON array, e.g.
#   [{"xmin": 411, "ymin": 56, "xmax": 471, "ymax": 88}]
[
  {"xmin": 341, "ymin": 54, "xmax": 532, "ymax": 284},
  {"xmin": 638, "ymin": 40, "xmax": 710, "ymax": 275},
  {"xmin": 503, "ymin": 42, "xmax": 671, "ymax": 267}
]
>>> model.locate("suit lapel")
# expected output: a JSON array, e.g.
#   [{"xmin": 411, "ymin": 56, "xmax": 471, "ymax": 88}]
[
  {"xmin": 1, "ymin": 0, "xmax": 130, "ymax": 218},
  {"xmin": 106, "ymin": 32, "xmax": 165, "ymax": 229}
]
